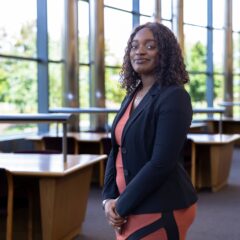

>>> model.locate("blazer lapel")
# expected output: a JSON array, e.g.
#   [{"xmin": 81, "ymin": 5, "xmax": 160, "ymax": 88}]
[
  {"xmin": 111, "ymin": 92, "xmax": 136, "ymax": 145},
  {"xmin": 121, "ymin": 83, "xmax": 162, "ymax": 144}
]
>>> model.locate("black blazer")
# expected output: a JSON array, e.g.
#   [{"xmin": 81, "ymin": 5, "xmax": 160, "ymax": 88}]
[{"xmin": 102, "ymin": 83, "xmax": 197, "ymax": 217}]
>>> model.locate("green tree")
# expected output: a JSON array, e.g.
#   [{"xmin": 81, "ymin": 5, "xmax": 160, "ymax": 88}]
[
  {"xmin": 0, "ymin": 21, "xmax": 37, "ymax": 113},
  {"xmin": 185, "ymin": 42, "xmax": 207, "ymax": 104}
]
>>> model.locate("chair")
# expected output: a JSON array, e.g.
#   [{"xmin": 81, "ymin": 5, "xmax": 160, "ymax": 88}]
[
  {"xmin": 42, "ymin": 136, "xmax": 77, "ymax": 154},
  {"xmin": 0, "ymin": 168, "xmax": 14, "ymax": 240}
]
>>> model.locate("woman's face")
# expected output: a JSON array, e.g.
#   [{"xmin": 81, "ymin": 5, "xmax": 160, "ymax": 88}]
[{"xmin": 130, "ymin": 27, "xmax": 158, "ymax": 76}]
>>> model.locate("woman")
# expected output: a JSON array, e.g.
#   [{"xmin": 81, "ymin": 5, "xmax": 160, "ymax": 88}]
[{"xmin": 102, "ymin": 22, "xmax": 197, "ymax": 240}]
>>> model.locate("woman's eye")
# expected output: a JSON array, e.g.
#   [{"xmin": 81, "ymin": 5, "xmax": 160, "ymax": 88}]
[
  {"xmin": 146, "ymin": 44, "xmax": 155, "ymax": 49},
  {"xmin": 131, "ymin": 45, "xmax": 137, "ymax": 49}
]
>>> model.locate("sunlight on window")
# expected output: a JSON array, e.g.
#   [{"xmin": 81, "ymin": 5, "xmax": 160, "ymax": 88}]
[
  {"xmin": 104, "ymin": 8, "xmax": 132, "ymax": 66},
  {"xmin": 139, "ymin": 0, "xmax": 154, "ymax": 16},
  {"xmin": 184, "ymin": 0, "xmax": 207, "ymax": 26},
  {"xmin": 0, "ymin": 0, "xmax": 37, "ymax": 57},
  {"xmin": 47, "ymin": 0, "xmax": 64, "ymax": 60},
  {"xmin": 161, "ymin": 0, "xmax": 172, "ymax": 20},
  {"xmin": 232, "ymin": 0, "xmax": 240, "ymax": 31},
  {"xmin": 213, "ymin": 0, "xmax": 225, "ymax": 29},
  {"xmin": 104, "ymin": 0, "xmax": 132, "ymax": 11}
]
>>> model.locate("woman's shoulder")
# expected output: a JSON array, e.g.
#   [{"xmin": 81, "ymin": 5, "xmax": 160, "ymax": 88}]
[{"xmin": 156, "ymin": 84, "xmax": 190, "ymax": 100}]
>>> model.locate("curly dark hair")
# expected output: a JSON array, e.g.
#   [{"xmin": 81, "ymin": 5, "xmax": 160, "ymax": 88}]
[{"xmin": 120, "ymin": 22, "xmax": 189, "ymax": 94}]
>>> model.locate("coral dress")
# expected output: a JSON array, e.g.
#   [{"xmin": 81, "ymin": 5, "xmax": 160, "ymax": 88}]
[{"xmin": 114, "ymin": 97, "xmax": 196, "ymax": 240}]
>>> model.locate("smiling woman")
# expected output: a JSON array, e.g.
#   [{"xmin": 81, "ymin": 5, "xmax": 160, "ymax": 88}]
[
  {"xmin": 130, "ymin": 28, "xmax": 158, "ymax": 77},
  {"xmin": 102, "ymin": 22, "xmax": 197, "ymax": 240}
]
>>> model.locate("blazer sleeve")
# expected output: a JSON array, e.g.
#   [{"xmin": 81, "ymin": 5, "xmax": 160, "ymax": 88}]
[
  {"xmin": 115, "ymin": 87, "xmax": 192, "ymax": 217},
  {"xmin": 102, "ymin": 148, "xmax": 119, "ymax": 200}
]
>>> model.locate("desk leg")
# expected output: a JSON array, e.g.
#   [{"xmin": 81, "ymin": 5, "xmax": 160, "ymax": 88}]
[
  {"xmin": 191, "ymin": 142, "xmax": 196, "ymax": 188},
  {"xmin": 39, "ymin": 166, "xmax": 92, "ymax": 240},
  {"xmin": 210, "ymin": 143, "xmax": 233, "ymax": 192}
]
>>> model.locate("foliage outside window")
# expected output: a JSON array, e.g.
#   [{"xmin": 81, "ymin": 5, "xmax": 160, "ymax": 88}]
[{"xmin": 0, "ymin": 0, "xmax": 37, "ymax": 134}]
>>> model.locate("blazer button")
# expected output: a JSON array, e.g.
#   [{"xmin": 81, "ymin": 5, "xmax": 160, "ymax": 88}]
[
  {"xmin": 121, "ymin": 147, "xmax": 127, "ymax": 154},
  {"xmin": 123, "ymin": 169, "xmax": 129, "ymax": 176}
]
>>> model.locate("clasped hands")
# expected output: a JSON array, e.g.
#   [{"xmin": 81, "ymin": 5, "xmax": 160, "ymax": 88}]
[{"xmin": 104, "ymin": 198, "xmax": 127, "ymax": 233}]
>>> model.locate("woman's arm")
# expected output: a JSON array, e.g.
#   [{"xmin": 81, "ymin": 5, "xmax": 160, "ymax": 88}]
[{"xmin": 102, "ymin": 149, "xmax": 119, "ymax": 200}]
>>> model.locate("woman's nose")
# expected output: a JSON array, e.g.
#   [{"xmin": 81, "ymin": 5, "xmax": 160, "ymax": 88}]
[{"xmin": 135, "ymin": 45, "xmax": 146, "ymax": 54}]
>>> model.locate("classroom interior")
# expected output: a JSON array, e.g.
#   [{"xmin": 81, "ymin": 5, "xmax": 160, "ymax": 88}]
[{"xmin": 0, "ymin": 0, "xmax": 240, "ymax": 239}]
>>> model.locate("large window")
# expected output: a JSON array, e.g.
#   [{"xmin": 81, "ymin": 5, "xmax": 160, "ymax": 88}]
[
  {"xmin": 48, "ymin": 0, "xmax": 64, "ymax": 109},
  {"xmin": 78, "ymin": 0, "xmax": 90, "ymax": 130},
  {"xmin": 0, "ymin": 0, "xmax": 239, "ymax": 135},
  {"xmin": 0, "ymin": 0, "xmax": 38, "ymax": 134},
  {"xmin": 104, "ymin": 1, "xmax": 133, "ymax": 112},
  {"xmin": 232, "ymin": 0, "xmax": 240, "ymax": 117}
]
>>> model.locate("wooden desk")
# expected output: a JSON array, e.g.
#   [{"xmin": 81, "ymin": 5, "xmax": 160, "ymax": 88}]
[
  {"xmin": 27, "ymin": 132, "xmax": 110, "ymax": 146},
  {"xmin": 189, "ymin": 122, "xmax": 208, "ymax": 133},
  {"xmin": 26, "ymin": 132, "xmax": 111, "ymax": 187},
  {"xmin": 219, "ymin": 101, "xmax": 240, "ymax": 107},
  {"xmin": 187, "ymin": 134, "xmax": 240, "ymax": 192},
  {"xmin": 204, "ymin": 117, "xmax": 240, "ymax": 145},
  {"xmin": 0, "ymin": 113, "xmax": 73, "ymax": 162},
  {"xmin": 26, "ymin": 132, "xmax": 110, "ymax": 157},
  {"xmin": 49, "ymin": 107, "xmax": 119, "ymax": 114},
  {"xmin": 0, "ymin": 153, "xmax": 106, "ymax": 240},
  {"xmin": 193, "ymin": 107, "xmax": 225, "ymax": 134}
]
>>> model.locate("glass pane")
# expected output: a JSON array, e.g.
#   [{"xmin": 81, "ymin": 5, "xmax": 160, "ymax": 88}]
[
  {"xmin": 79, "ymin": 66, "xmax": 90, "ymax": 130},
  {"xmin": 139, "ymin": 0, "xmax": 154, "ymax": 16},
  {"xmin": 162, "ymin": 20, "xmax": 172, "ymax": 30},
  {"xmin": 104, "ymin": 0, "xmax": 132, "ymax": 11},
  {"xmin": 213, "ymin": 74, "xmax": 224, "ymax": 105},
  {"xmin": 0, "ymin": 0, "xmax": 37, "ymax": 57},
  {"xmin": 161, "ymin": 0, "xmax": 172, "ymax": 20},
  {"xmin": 213, "ymin": 0, "xmax": 225, "ymax": 29},
  {"xmin": 140, "ymin": 16, "xmax": 152, "ymax": 25},
  {"xmin": 49, "ymin": 63, "xmax": 63, "ymax": 108},
  {"xmin": 233, "ymin": 75, "xmax": 240, "ymax": 117},
  {"xmin": 48, "ymin": 0, "xmax": 64, "ymax": 60},
  {"xmin": 0, "ymin": 123, "xmax": 38, "ymax": 136},
  {"xmin": 184, "ymin": 25, "xmax": 207, "ymax": 72},
  {"xmin": 232, "ymin": 0, "xmax": 240, "ymax": 31},
  {"xmin": 184, "ymin": 0, "xmax": 207, "ymax": 26},
  {"xmin": 233, "ymin": 32, "xmax": 240, "ymax": 74},
  {"xmin": 213, "ymin": 30, "xmax": 224, "ymax": 73},
  {"xmin": 105, "ymin": 67, "xmax": 125, "ymax": 127},
  {"xmin": 0, "ymin": 59, "xmax": 37, "ymax": 113},
  {"xmin": 79, "ymin": 66, "xmax": 90, "ymax": 107},
  {"xmin": 188, "ymin": 74, "xmax": 207, "ymax": 108},
  {"xmin": 105, "ymin": 8, "xmax": 132, "ymax": 66},
  {"xmin": 79, "ymin": 0, "xmax": 90, "ymax": 64},
  {"xmin": 105, "ymin": 67, "xmax": 125, "ymax": 108},
  {"xmin": 0, "ymin": 58, "xmax": 37, "ymax": 135}
]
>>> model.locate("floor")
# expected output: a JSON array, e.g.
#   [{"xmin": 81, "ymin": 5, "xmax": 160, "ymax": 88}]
[{"xmin": 80, "ymin": 147, "xmax": 240, "ymax": 240}]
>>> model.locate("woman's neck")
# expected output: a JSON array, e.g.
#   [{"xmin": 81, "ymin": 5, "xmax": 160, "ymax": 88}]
[{"xmin": 140, "ymin": 75, "xmax": 156, "ymax": 90}]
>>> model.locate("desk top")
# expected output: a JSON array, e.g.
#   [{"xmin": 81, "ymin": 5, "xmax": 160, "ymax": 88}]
[
  {"xmin": 0, "ymin": 154, "xmax": 106, "ymax": 176},
  {"xmin": 49, "ymin": 107, "xmax": 119, "ymax": 114},
  {"xmin": 193, "ymin": 107, "xmax": 225, "ymax": 114},
  {"xmin": 187, "ymin": 134, "xmax": 240, "ymax": 144},
  {"xmin": 190, "ymin": 122, "xmax": 207, "ymax": 128},
  {"xmin": 219, "ymin": 102, "xmax": 240, "ymax": 107},
  {"xmin": 27, "ymin": 132, "xmax": 110, "ymax": 142},
  {"xmin": 0, "ymin": 113, "xmax": 73, "ymax": 123},
  {"xmin": 203, "ymin": 117, "xmax": 240, "ymax": 123}
]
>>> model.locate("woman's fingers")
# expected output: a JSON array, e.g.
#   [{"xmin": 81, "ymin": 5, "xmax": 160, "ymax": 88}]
[{"xmin": 105, "ymin": 199, "xmax": 126, "ymax": 227}]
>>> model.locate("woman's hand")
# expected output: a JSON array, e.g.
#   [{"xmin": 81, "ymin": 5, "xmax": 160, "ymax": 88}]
[{"xmin": 104, "ymin": 199, "xmax": 126, "ymax": 228}]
